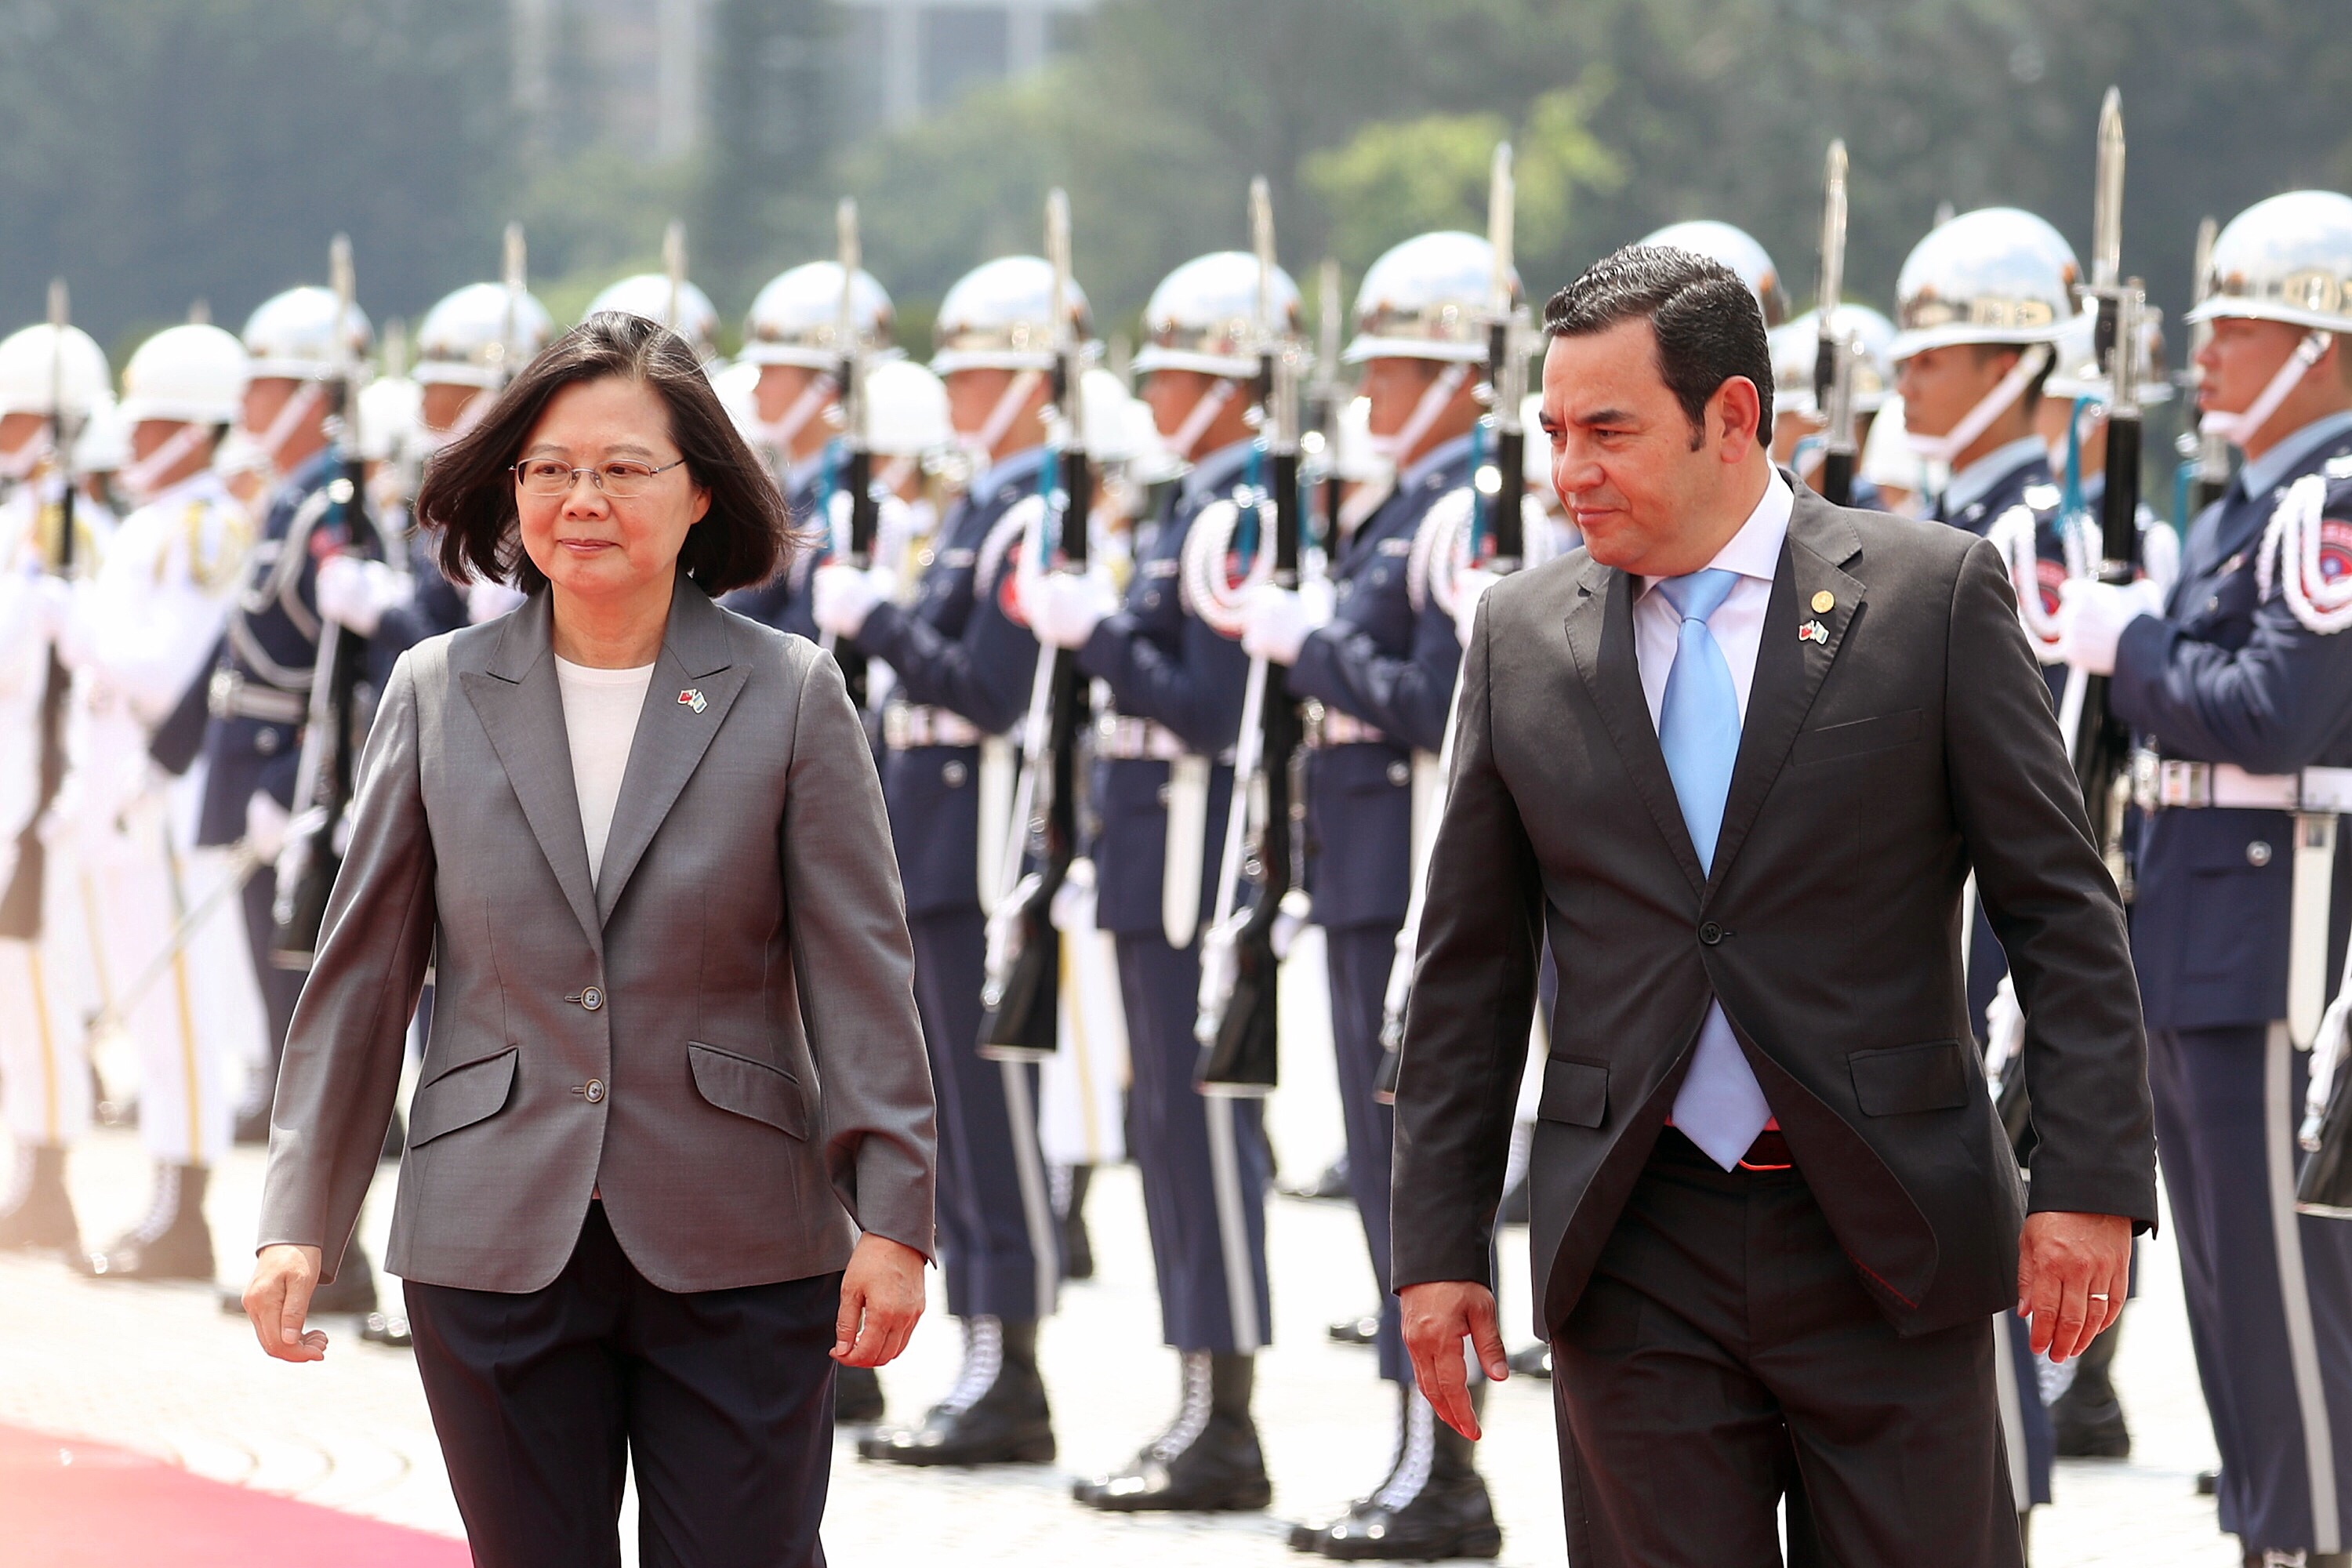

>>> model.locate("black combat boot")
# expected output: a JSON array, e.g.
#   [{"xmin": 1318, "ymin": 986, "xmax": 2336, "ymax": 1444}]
[
  {"xmin": 80, "ymin": 1163, "xmax": 213, "ymax": 1280},
  {"xmin": 0, "ymin": 1142, "xmax": 79, "ymax": 1253},
  {"xmin": 1294, "ymin": 1385, "xmax": 1502, "ymax": 1560},
  {"xmin": 1074, "ymin": 1350, "xmax": 1272, "ymax": 1512},
  {"xmin": 2051, "ymin": 1308, "xmax": 2130, "ymax": 1457},
  {"xmin": 835, "ymin": 1364, "xmax": 885, "ymax": 1425},
  {"xmin": 858, "ymin": 1316, "xmax": 1054, "ymax": 1465}
]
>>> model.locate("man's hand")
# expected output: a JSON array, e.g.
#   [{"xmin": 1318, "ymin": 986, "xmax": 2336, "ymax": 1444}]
[
  {"xmin": 833, "ymin": 1233, "xmax": 927, "ymax": 1369},
  {"xmin": 244, "ymin": 1243, "xmax": 328, "ymax": 1363},
  {"xmin": 1399, "ymin": 1280, "xmax": 1510, "ymax": 1440},
  {"xmin": 2017, "ymin": 1210, "xmax": 2130, "ymax": 1362}
]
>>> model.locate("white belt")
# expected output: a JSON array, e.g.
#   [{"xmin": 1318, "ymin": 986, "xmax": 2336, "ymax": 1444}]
[
  {"xmin": 2135, "ymin": 753, "xmax": 2352, "ymax": 813},
  {"xmin": 884, "ymin": 703, "xmax": 988, "ymax": 750},
  {"xmin": 1304, "ymin": 700, "xmax": 1385, "ymax": 750},
  {"xmin": 1097, "ymin": 713, "xmax": 1190, "ymax": 762}
]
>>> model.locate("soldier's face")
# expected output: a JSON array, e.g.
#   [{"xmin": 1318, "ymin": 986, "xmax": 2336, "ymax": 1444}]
[
  {"xmin": 753, "ymin": 364, "xmax": 823, "ymax": 425},
  {"xmin": 2198, "ymin": 317, "xmax": 2316, "ymax": 417},
  {"xmin": 1893, "ymin": 345, "xmax": 2013, "ymax": 439},
  {"xmin": 514, "ymin": 375, "xmax": 710, "ymax": 606},
  {"xmin": 1143, "ymin": 368, "xmax": 1216, "ymax": 440},
  {"xmin": 241, "ymin": 377, "xmax": 299, "ymax": 440},
  {"xmin": 420, "ymin": 383, "xmax": 478, "ymax": 435},
  {"xmin": 0, "ymin": 412, "xmax": 41, "ymax": 456}
]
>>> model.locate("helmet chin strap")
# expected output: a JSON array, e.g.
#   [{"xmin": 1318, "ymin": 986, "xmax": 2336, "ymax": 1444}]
[
  {"xmin": 1163, "ymin": 379, "xmax": 1237, "ymax": 463},
  {"xmin": 962, "ymin": 368, "xmax": 1045, "ymax": 466},
  {"xmin": 119, "ymin": 422, "xmax": 214, "ymax": 503},
  {"xmin": 1906, "ymin": 343, "xmax": 2052, "ymax": 466},
  {"xmin": 753, "ymin": 372, "xmax": 839, "ymax": 459},
  {"xmin": 249, "ymin": 380, "xmax": 329, "ymax": 474},
  {"xmin": 1370, "ymin": 362, "xmax": 1471, "ymax": 465},
  {"xmin": 2201, "ymin": 330, "xmax": 2332, "ymax": 448}
]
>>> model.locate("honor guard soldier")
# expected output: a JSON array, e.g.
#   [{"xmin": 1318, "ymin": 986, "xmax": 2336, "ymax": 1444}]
[
  {"xmin": 60, "ymin": 324, "xmax": 267, "ymax": 1278},
  {"xmin": 195, "ymin": 281, "xmax": 388, "ymax": 1317},
  {"xmin": 2057, "ymin": 189, "xmax": 2352, "ymax": 1568},
  {"xmin": 0, "ymin": 313, "xmax": 115, "ymax": 1252},
  {"xmin": 814, "ymin": 253, "xmax": 1076, "ymax": 1467},
  {"xmin": 724, "ymin": 258, "xmax": 896, "ymax": 641},
  {"xmin": 1022, "ymin": 249, "xmax": 1298, "ymax": 1512},
  {"xmin": 1238, "ymin": 230, "xmax": 1503, "ymax": 1559}
]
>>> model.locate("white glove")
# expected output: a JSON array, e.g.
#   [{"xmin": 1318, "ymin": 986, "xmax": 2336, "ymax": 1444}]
[
  {"xmin": 30, "ymin": 572, "xmax": 74, "ymax": 646},
  {"xmin": 2054, "ymin": 577, "xmax": 2166, "ymax": 676},
  {"xmin": 466, "ymin": 576, "xmax": 527, "ymax": 624},
  {"xmin": 245, "ymin": 793, "xmax": 292, "ymax": 863},
  {"xmin": 1049, "ymin": 858, "xmax": 1098, "ymax": 933},
  {"xmin": 315, "ymin": 555, "xmax": 408, "ymax": 636},
  {"xmin": 1983, "ymin": 973, "xmax": 2026, "ymax": 1087},
  {"xmin": 1451, "ymin": 567, "xmax": 1500, "ymax": 648},
  {"xmin": 1028, "ymin": 569, "xmax": 1120, "ymax": 651},
  {"xmin": 1240, "ymin": 581, "xmax": 1331, "ymax": 666},
  {"xmin": 811, "ymin": 563, "xmax": 887, "ymax": 640}
]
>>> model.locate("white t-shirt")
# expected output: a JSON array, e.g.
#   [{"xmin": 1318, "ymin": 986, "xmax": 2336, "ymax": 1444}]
[{"xmin": 554, "ymin": 655, "xmax": 656, "ymax": 884}]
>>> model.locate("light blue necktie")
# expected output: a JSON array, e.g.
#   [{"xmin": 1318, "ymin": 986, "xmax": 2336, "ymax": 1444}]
[{"xmin": 1656, "ymin": 569, "xmax": 1774, "ymax": 1168}]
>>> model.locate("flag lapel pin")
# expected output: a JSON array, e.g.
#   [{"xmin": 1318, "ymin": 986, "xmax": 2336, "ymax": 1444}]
[
  {"xmin": 1798, "ymin": 619, "xmax": 1829, "ymax": 645},
  {"xmin": 678, "ymin": 688, "xmax": 708, "ymax": 713}
]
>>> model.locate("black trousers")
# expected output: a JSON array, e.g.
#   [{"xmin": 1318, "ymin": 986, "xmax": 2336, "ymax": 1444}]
[
  {"xmin": 1552, "ymin": 1131, "xmax": 2023, "ymax": 1568},
  {"xmin": 405, "ymin": 1204, "xmax": 840, "ymax": 1568}
]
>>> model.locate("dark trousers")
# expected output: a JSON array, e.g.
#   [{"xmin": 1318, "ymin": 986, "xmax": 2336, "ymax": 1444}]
[
  {"xmin": 1324, "ymin": 922, "xmax": 1406, "ymax": 1383},
  {"xmin": 404, "ymin": 1204, "xmax": 839, "ymax": 1568},
  {"xmin": 240, "ymin": 866, "xmax": 305, "ymax": 1085},
  {"xmin": 1114, "ymin": 931, "xmax": 1272, "ymax": 1352},
  {"xmin": 1553, "ymin": 1131, "xmax": 2023, "ymax": 1567},
  {"xmin": 908, "ymin": 907, "xmax": 1051, "ymax": 1320},
  {"xmin": 2150, "ymin": 1023, "xmax": 2352, "ymax": 1554}
]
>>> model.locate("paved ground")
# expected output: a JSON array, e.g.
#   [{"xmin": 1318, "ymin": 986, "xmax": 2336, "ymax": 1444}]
[{"xmin": 0, "ymin": 1094, "xmax": 2251, "ymax": 1567}]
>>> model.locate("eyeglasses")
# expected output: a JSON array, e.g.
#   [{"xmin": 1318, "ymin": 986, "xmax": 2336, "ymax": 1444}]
[{"xmin": 511, "ymin": 456, "xmax": 687, "ymax": 498}]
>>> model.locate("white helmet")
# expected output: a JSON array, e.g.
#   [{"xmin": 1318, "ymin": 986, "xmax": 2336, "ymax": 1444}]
[
  {"xmin": 586, "ymin": 274, "xmax": 721, "ymax": 361},
  {"xmin": 0, "ymin": 321, "xmax": 113, "ymax": 420},
  {"xmin": 2045, "ymin": 303, "xmax": 2172, "ymax": 405},
  {"xmin": 1344, "ymin": 232, "xmax": 1515, "ymax": 365},
  {"xmin": 1638, "ymin": 220, "xmax": 1791, "ymax": 328},
  {"xmin": 2185, "ymin": 190, "xmax": 2352, "ymax": 335},
  {"xmin": 1134, "ymin": 252, "xmax": 1304, "ymax": 379},
  {"xmin": 357, "ymin": 376, "xmax": 423, "ymax": 464},
  {"xmin": 931, "ymin": 255, "xmax": 1094, "ymax": 376},
  {"xmin": 710, "ymin": 358, "xmax": 763, "ymax": 443},
  {"xmin": 119, "ymin": 323, "xmax": 250, "ymax": 426},
  {"xmin": 865, "ymin": 358, "xmax": 952, "ymax": 459},
  {"xmin": 74, "ymin": 392, "xmax": 128, "ymax": 473},
  {"xmin": 740, "ymin": 262, "xmax": 895, "ymax": 369},
  {"xmin": 1889, "ymin": 208, "xmax": 2079, "ymax": 360},
  {"xmin": 414, "ymin": 281, "xmax": 556, "ymax": 388},
  {"xmin": 1519, "ymin": 391, "xmax": 1551, "ymax": 488},
  {"xmin": 242, "ymin": 284, "xmax": 373, "ymax": 380},
  {"xmin": 1770, "ymin": 305, "xmax": 1897, "ymax": 419}
]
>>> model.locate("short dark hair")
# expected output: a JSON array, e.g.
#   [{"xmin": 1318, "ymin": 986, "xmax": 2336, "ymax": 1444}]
[
  {"xmin": 1543, "ymin": 245, "xmax": 1774, "ymax": 445},
  {"xmin": 416, "ymin": 311, "xmax": 791, "ymax": 597},
  {"xmin": 1968, "ymin": 342, "xmax": 2054, "ymax": 415}
]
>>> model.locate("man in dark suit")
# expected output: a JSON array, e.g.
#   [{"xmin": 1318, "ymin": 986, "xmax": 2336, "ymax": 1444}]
[{"xmin": 1390, "ymin": 244, "xmax": 2157, "ymax": 1565}]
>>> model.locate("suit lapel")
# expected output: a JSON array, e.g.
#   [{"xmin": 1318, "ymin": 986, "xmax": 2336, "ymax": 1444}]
[
  {"xmin": 592, "ymin": 575, "xmax": 747, "ymax": 924},
  {"xmin": 1706, "ymin": 493, "xmax": 1864, "ymax": 898},
  {"xmin": 459, "ymin": 592, "xmax": 602, "ymax": 949},
  {"xmin": 1563, "ymin": 557, "xmax": 1707, "ymax": 897}
]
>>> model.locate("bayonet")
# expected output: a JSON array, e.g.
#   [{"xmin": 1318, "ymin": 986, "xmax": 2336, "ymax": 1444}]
[{"xmin": 1813, "ymin": 140, "xmax": 1857, "ymax": 504}]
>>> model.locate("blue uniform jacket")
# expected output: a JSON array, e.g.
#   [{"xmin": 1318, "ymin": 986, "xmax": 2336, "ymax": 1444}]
[
  {"xmin": 721, "ymin": 460, "xmax": 826, "ymax": 642},
  {"xmin": 195, "ymin": 449, "xmax": 343, "ymax": 847},
  {"xmin": 1077, "ymin": 438, "xmax": 1254, "ymax": 937},
  {"xmin": 372, "ymin": 522, "xmax": 470, "ymax": 688},
  {"xmin": 2114, "ymin": 419, "xmax": 2352, "ymax": 1032},
  {"xmin": 1936, "ymin": 443, "xmax": 2072, "ymax": 706},
  {"xmin": 855, "ymin": 446, "xmax": 1047, "ymax": 916},
  {"xmin": 1288, "ymin": 435, "xmax": 1475, "ymax": 931}
]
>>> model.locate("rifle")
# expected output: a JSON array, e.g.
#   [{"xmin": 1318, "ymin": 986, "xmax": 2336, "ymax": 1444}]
[
  {"xmin": 829, "ymin": 198, "xmax": 879, "ymax": 710},
  {"xmin": 1195, "ymin": 176, "xmax": 1305, "ymax": 1098},
  {"xmin": 978, "ymin": 188, "xmax": 1093, "ymax": 1064},
  {"xmin": 0, "ymin": 279, "xmax": 82, "ymax": 941},
  {"xmin": 1812, "ymin": 140, "xmax": 1858, "ymax": 507},
  {"xmin": 662, "ymin": 220, "xmax": 688, "ymax": 334},
  {"xmin": 270, "ymin": 235, "xmax": 383, "ymax": 967},
  {"xmin": 2180, "ymin": 216, "xmax": 2232, "ymax": 517},
  {"xmin": 1310, "ymin": 257, "xmax": 1346, "ymax": 550}
]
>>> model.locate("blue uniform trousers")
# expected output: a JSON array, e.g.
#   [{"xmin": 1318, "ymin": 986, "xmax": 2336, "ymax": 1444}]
[
  {"xmin": 1325, "ymin": 921, "xmax": 1409, "ymax": 1385},
  {"xmin": 1113, "ymin": 932, "xmax": 1272, "ymax": 1354},
  {"xmin": 241, "ymin": 866, "xmax": 304, "ymax": 1073},
  {"xmin": 2152, "ymin": 1022, "xmax": 2352, "ymax": 1555},
  {"xmin": 906, "ymin": 908, "xmax": 1049, "ymax": 1323}
]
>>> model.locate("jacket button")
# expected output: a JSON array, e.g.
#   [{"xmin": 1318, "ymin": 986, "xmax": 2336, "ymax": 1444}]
[
  {"xmin": 254, "ymin": 728, "xmax": 280, "ymax": 756},
  {"xmin": 1387, "ymin": 761, "xmax": 1410, "ymax": 787},
  {"xmin": 942, "ymin": 760, "xmax": 969, "ymax": 788},
  {"xmin": 2248, "ymin": 840, "xmax": 2273, "ymax": 867},
  {"xmin": 1156, "ymin": 783, "xmax": 1173, "ymax": 807},
  {"xmin": 583, "ymin": 1079, "xmax": 605, "ymax": 1104},
  {"xmin": 1699, "ymin": 922, "xmax": 1724, "ymax": 946},
  {"xmin": 579, "ymin": 985, "xmax": 604, "ymax": 1011}
]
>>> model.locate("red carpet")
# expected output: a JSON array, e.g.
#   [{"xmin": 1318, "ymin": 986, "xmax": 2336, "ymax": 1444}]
[{"xmin": 0, "ymin": 1422, "xmax": 471, "ymax": 1566}]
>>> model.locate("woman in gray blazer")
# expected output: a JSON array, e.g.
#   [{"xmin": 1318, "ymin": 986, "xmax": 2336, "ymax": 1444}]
[{"xmin": 240, "ymin": 311, "xmax": 937, "ymax": 1567}]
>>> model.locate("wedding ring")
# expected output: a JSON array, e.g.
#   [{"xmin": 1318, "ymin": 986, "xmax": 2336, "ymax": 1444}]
[{"xmin": 2089, "ymin": 1293, "xmax": 2110, "ymax": 1301}]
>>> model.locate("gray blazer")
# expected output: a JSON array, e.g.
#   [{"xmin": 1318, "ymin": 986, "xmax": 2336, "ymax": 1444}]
[{"xmin": 257, "ymin": 574, "xmax": 938, "ymax": 1294}]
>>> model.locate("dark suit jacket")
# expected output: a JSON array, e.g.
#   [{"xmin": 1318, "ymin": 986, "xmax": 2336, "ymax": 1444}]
[{"xmin": 1390, "ymin": 485, "xmax": 2156, "ymax": 1338}]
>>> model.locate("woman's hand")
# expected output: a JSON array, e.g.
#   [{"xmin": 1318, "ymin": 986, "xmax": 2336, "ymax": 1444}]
[
  {"xmin": 244, "ymin": 1243, "xmax": 330, "ymax": 1363},
  {"xmin": 833, "ymin": 1233, "xmax": 927, "ymax": 1368}
]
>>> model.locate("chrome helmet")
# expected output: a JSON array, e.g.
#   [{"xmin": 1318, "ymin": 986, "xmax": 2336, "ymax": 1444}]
[
  {"xmin": 1344, "ymin": 231, "xmax": 1515, "ymax": 365},
  {"xmin": 241, "ymin": 284, "xmax": 373, "ymax": 380},
  {"xmin": 356, "ymin": 375, "xmax": 423, "ymax": 464},
  {"xmin": 1638, "ymin": 220, "xmax": 1790, "ymax": 328},
  {"xmin": 1770, "ymin": 304, "xmax": 1897, "ymax": 418},
  {"xmin": 586, "ymin": 273, "xmax": 721, "ymax": 361},
  {"xmin": 865, "ymin": 358, "xmax": 953, "ymax": 459},
  {"xmin": 931, "ymin": 255, "xmax": 1094, "ymax": 376},
  {"xmin": 414, "ymin": 281, "xmax": 556, "ymax": 389},
  {"xmin": 2185, "ymin": 190, "xmax": 2352, "ymax": 335},
  {"xmin": 1133, "ymin": 251, "xmax": 1303, "ymax": 379},
  {"xmin": 119, "ymin": 323, "xmax": 250, "ymax": 426},
  {"xmin": 1889, "ymin": 208, "xmax": 2079, "ymax": 360},
  {"xmin": 0, "ymin": 321, "xmax": 113, "ymax": 421},
  {"xmin": 740, "ymin": 261, "xmax": 895, "ymax": 369}
]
